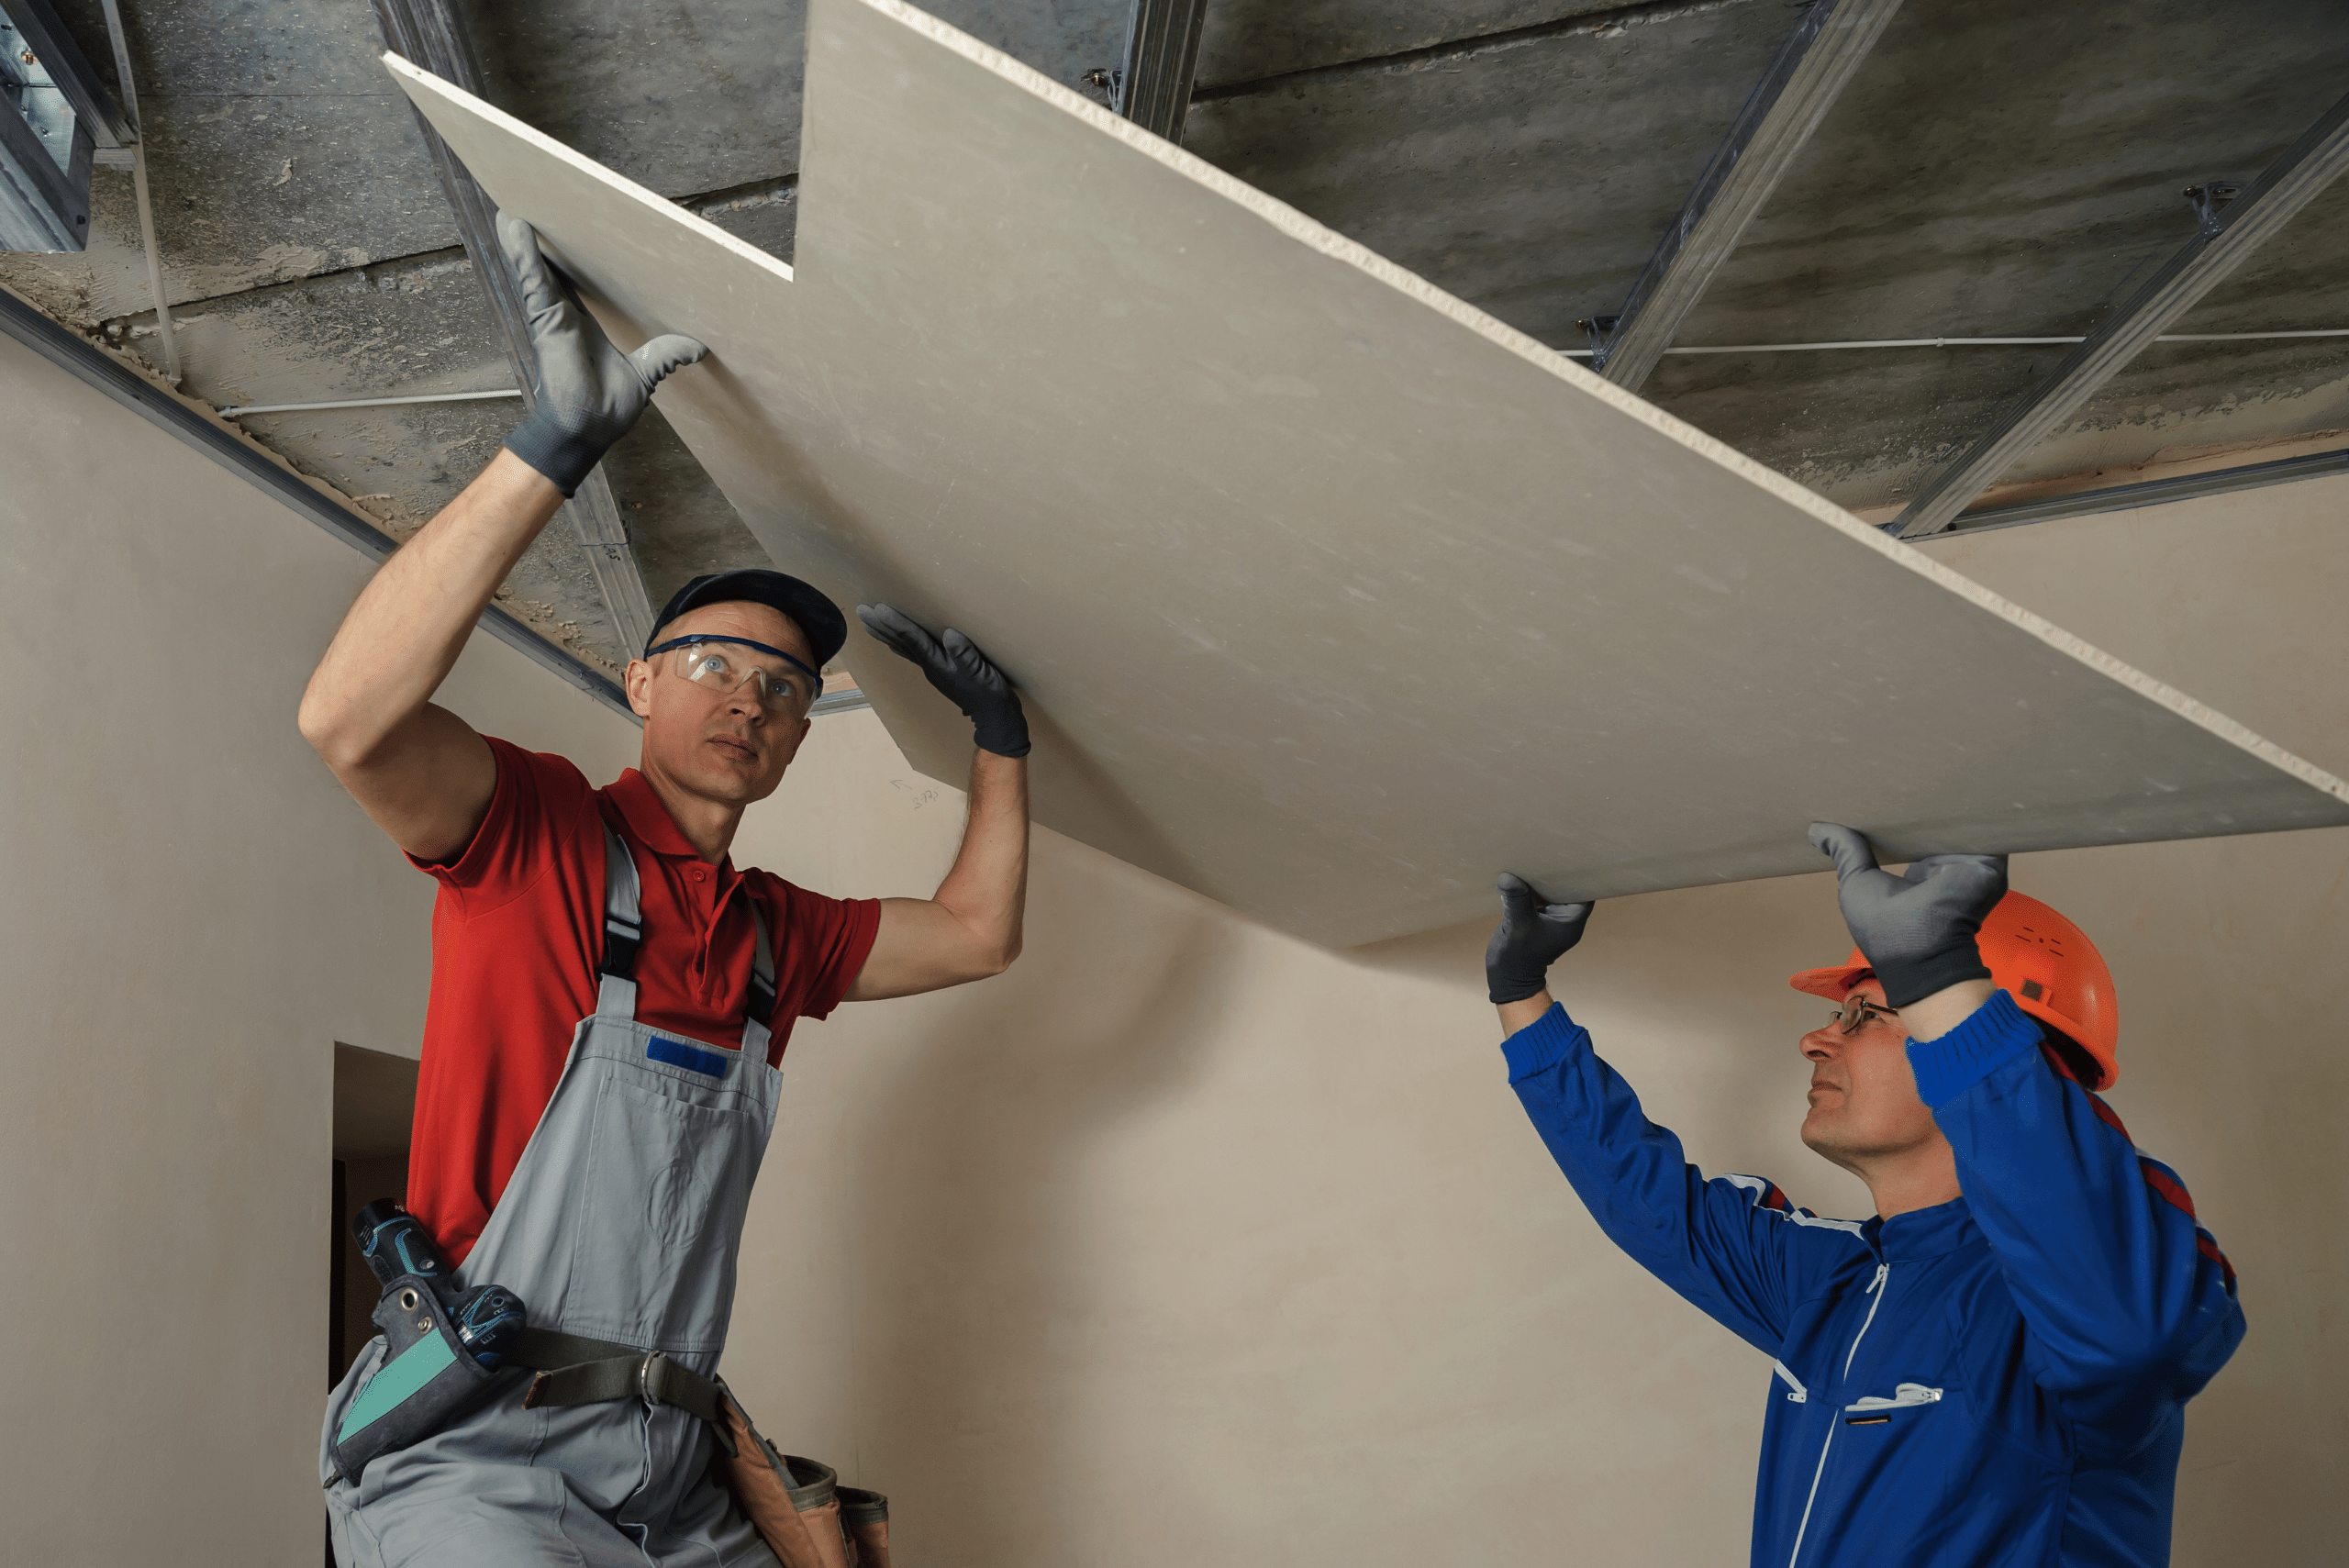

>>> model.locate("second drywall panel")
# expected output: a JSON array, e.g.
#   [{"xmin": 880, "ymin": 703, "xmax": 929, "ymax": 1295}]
[{"xmin": 389, "ymin": 1, "xmax": 2349, "ymax": 946}]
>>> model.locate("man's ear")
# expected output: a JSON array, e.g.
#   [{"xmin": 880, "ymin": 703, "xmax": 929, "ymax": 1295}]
[{"xmin": 625, "ymin": 658, "xmax": 656, "ymax": 719}]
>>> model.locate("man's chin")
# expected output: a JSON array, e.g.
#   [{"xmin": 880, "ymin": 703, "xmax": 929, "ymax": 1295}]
[{"xmin": 666, "ymin": 755, "xmax": 773, "ymax": 806}]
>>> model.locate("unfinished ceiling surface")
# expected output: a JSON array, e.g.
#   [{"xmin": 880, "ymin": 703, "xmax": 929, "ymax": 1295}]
[
  {"xmin": 384, "ymin": 1, "xmax": 2349, "ymax": 948},
  {"xmin": 4, "ymin": 0, "xmax": 2347, "ymax": 677}
]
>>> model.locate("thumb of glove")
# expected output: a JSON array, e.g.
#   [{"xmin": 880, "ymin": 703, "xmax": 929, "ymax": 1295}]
[
  {"xmin": 1809, "ymin": 821, "xmax": 1882, "ymax": 884},
  {"xmin": 629, "ymin": 333, "xmax": 707, "ymax": 389}
]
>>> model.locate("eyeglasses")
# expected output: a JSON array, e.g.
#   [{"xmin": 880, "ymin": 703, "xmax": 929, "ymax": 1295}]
[
  {"xmin": 1828, "ymin": 996, "xmax": 1901, "ymax": 1034},
  {"xmin": 644, "ymin": 635, "xmax": 822, "ymax": 717}
]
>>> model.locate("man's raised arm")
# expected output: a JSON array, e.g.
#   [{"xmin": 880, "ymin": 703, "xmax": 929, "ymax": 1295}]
[
  {"xmin": 297, "ymin": 217, "xmax": 702, "ymax": 861},
  {"xmin": 845, "ymin": 606, "xmax": 1033, "ymax": 998}
]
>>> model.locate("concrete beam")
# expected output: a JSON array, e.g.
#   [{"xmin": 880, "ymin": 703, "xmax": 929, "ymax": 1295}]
[
  {"xmin": 1115, "ymin": 0, "xmax": 1210, "ymax": 143},
  {"xmin": 1589, "ymin": 0, "xmax": 1905, "ymax": 392},
  {"xmin": 370, "ymin": 0, "xmax": 659, "ymax": 656},
  {"xmin": 1892, "ymin": 85, "xmax": 2349, "ymax": 539}
]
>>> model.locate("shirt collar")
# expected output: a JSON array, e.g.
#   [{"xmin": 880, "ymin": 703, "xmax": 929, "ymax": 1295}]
[
  {"xmin": 1864, "ymin": 1195, "xmax": 1980, "ymax": 1262},
  {"xmin": 604, "ymin": 767, "xmax": 722, "ymax": 867}
]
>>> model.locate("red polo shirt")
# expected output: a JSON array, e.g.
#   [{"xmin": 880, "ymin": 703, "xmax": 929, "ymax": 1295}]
[{"xmin": 404, "ymin": 737, "xmax": 881, "ymax": 1265}]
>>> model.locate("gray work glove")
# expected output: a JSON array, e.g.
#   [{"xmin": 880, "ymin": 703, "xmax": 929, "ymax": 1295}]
[
  {"xmin": 497, "ymin": 213, "xmax": 707, "ymax": 496},
  {"xmin": 856, "ymin": 604, "xmax": 1030, "ymax": 758},
  {"xmin": 1809, "ymin": 823, "xmax": 2004, "ymax": 1008},
  {"xmin": 1486, "ymin": 873, "xmax": 1593, "ymax": 1006}
]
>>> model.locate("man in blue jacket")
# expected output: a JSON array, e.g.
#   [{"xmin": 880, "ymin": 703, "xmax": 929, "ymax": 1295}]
[{"xmin": 1487, "ymin": 823, "xmax": 2243, "ymax": 1567}]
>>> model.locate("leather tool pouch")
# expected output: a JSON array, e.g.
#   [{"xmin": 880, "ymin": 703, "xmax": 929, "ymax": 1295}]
[
  {"xmin": 712, "ymin": 1393, "xmax": 891, "ymax": 1567},
  {"xmin": 327, "ymin": 1274, "xmax": 507, "ymax": 1483}
]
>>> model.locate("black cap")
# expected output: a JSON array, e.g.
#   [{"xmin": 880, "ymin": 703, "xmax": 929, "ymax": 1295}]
[{"xmin": 647, "ymin": 570, "xmax": 849, "ymax": 667}]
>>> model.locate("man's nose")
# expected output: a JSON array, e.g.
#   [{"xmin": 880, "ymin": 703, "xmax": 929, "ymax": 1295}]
[
  {"xmin": 1798, "ymin": 1026, "xmax": 1839, "ymax": 1062},
  {"xmin": 720, "ymin": 681, "xmax": 764, "ymax": 720}
]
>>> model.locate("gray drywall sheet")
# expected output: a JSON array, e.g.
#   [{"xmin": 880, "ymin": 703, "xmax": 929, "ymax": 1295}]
[{"xmin": 387, "ymin": 0, "xmax": 2349, "ymax": 949}]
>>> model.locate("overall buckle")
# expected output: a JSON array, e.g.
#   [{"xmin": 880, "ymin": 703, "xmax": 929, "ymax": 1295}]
[{"xmin": 637, "ymin": 1350, "xmax": 674, "ymax": 1409}]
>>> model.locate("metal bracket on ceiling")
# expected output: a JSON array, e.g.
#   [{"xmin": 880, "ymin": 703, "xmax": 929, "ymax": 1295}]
[
  {"xmin": 2183, "ymin": 180, "xmax": 2243, "ymax": 234},
  {"xmin": 0, "ymin": 0, "xmax": 134, "ymax": 252}
]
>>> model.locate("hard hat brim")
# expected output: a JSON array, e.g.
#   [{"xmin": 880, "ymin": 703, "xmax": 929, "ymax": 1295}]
[{"xmin": 1788, "ymin": 950, "xmax": 1872, "ymax": 1000}]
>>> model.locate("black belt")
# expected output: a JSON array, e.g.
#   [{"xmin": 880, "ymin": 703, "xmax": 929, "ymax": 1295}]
[{"xmin": 513, "ymin": 1328, "xmax": 739, "ymax": 1455}]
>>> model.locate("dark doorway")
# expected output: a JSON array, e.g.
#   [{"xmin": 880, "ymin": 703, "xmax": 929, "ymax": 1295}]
[{"xmin": 330, "ymin": 1041, "xmax": 420, "ymax": 1385}]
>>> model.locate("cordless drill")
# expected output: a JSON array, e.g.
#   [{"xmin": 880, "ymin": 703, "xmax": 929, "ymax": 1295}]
[{"xmin": 351, "ymin": 1200, "xmax": 527, "ymax": 1368}]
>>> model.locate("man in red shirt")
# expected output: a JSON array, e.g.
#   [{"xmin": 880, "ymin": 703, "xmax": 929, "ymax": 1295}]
[{"xmin": 301, "ymin": 217, "xmax": 1029, "ymax": 1565}]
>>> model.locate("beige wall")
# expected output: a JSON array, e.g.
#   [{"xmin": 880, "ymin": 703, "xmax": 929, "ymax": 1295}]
[
  {"xmin": 4, "ymin": 309, "xmax": 2343, "ymax": 1565},
  {"xmin": 0, "ymin": 332, "xmax": 643, "ymax": 1562}
]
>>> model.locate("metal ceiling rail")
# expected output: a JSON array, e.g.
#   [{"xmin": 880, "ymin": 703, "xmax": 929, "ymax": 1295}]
[
  {"xmin": 1928, "ymin": 447, "xmax": 2349, "ymax": 539},
  {"xmin": 1560, "ymin": 328, "xmax": 2349, "ymax": 357},
  {"xmin": 222, "ymin": 388, "xmax": 521, "ymax": 416},
  {"xmin": 95, "ymin": 0, "xmax": 180, "ymax": 384},
  {"xmin": 371, "ymin": 0, "xmax": 660, "ymax": 657},
  {"xmin": 1112, "ymin": 0, "xmax": 1211, "ymax": 143},
  {"xmin": 0, "ymin": 282, "xmax": 636, "ymax": 721},
  {"xmin": 1587, "ymin": 0, "xmax": 1906, "ymax": 392},
  {"xmin": 1891, "ymin": 85, "xmax": 2349, "ymax": 540}
]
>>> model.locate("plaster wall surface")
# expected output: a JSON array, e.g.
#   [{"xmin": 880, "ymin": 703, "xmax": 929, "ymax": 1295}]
[
  {"xmin": 0, "ymin": 331, "xmax": 643, "ymax": 1561},
  {"xmin": 5, "ymin": 322, "xmax": 2345, "ymax": 1565}
]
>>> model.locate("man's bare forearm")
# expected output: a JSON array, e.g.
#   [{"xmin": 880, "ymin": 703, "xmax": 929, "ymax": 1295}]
[
  {"xmin": 934, "ymin": 749, "xmax": 1030, "ymax": 968},
  {"xmin": 845, "ymin": 751, "xmax": 1029, "ymax": 1000},
  {"xmin": 300, "ymin": 450, "xmax": 562, "ymax": 767},
  {"xmin": 298, "ymin": 451, "xmax": 563, "ymax": 860}
]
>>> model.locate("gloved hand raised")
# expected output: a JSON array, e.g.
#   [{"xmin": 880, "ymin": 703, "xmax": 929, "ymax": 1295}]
[
  {"xmin": 1809, "ymin": 823, "xmax": 2005, "ymax": 1008},
  {"xmin": 1486, "ymin": 873, "xmax": 1593, "ymax": 1006},
  {"xmin": 856, "ymin": 605, "xmax": 1030, "ymax": 758},
  {"xmin": 497, "ymin": 213, "xmax": 707, "ymax": 496}
]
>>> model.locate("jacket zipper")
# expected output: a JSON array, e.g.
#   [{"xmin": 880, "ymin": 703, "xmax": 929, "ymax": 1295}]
[{"xmin": 1786, "ymin": 1262, "xmax": 1889, "ymax": 1568}]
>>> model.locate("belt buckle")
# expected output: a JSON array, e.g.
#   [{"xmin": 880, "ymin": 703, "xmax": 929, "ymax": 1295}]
[{"xmin": 637, "ymin": 1351, "xmax": 672, "ymax": 1409}]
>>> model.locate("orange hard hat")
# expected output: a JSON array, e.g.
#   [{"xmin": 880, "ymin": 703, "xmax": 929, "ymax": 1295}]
[{"xmin": 1787, "ymin": 891, "xmax": 2120, "ymax": 1089}]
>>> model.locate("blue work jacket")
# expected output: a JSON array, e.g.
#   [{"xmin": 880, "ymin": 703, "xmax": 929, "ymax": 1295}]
[{"xmin": 1503, "ymin": 989, "xmax": 2243, "ymax": 1568}]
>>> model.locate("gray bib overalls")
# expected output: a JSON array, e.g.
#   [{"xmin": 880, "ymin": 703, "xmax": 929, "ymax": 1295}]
[{"xmin": 324, "ymin": 825, "xmax": 785, "ymax": 1567}]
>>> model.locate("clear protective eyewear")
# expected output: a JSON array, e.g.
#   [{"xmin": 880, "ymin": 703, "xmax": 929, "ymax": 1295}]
[
  {"xmin": 645, "ymin": 635, "xmax": 822, "ymax": 717},
  {"xmin": 1828, "ymin": 995, "xmax": 1901, "ymax": 1034}
]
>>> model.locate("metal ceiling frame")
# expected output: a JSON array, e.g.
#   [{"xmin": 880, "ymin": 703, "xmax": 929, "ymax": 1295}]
[
  {"xmin": 1586, "ymin": 0, "xmax": 1906, "ymax": 392},
  {"xmin": 1926, "ymin": 446, "xmax": 2349, "ymax": 539},
  {"xmin": 1890, "ymin": 84, "xmax": 2349, "ymax": 540},
  {"xmin": 0, "ymin": 280, "xmax": 636, "ymax": 719},
  {"xmin": 1112, "ymin": 0, "xmax": 1209, "ymax": 143},
  {"xmin": 0, "ymin": 0, "xmax": 132, "ymax": 146},
  {"xmin": 0, "ymin": 0, "xmax": 131, "ymax": 251},
  {"xmin": 371, "ymin": 0, "xmax": 661, "ymax": 657}
]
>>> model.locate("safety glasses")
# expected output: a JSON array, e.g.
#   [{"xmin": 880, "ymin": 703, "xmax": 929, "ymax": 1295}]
[
  {"xmin": 1828, "ymin": 995, "xmax": 1901, "ymax": 1034},
  {"xmin": 644, "ymin": 635, "xmax": 822, "ymax": 717}
]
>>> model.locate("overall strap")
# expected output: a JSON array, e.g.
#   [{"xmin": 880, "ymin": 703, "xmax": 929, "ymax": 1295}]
[
  {"xmin": 596, "ymin": 823, "xmax": 644, "ymax": 1022},
  {"xmin": 742, "ymin": 898, "xmax": 776, "ymax": 1059}
]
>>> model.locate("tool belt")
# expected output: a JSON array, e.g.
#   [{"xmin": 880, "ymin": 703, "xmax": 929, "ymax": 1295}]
[{"xmin": 516, "ymin": 1329, "xmax": 891, "ymax": 1567}]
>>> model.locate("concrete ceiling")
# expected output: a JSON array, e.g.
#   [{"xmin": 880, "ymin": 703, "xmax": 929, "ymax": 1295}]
[{"xmin": 8, "ymin": 0, "xmax": 2347, "ymax": 675}]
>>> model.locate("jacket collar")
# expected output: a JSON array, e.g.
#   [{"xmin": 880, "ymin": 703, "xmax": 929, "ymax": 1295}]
[
  {"xmin": 1864, "ymin": 1195, "xmax": 1980, "ymax": 1262},
  {"xmin": 604, "ymin": 767, "xmax": 723, "ymax": 868}
]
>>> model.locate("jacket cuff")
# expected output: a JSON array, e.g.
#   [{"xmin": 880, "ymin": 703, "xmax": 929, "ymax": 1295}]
[
  {"xmin": 1906, "ymin": 988, "xmax": 2043, "ymax": 1109},
  {"xmin": 1501, "ymin": 1002, "xmax": 1582, "ymax": 1081}
]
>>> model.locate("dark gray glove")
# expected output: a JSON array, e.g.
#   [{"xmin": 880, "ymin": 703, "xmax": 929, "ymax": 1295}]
[
  {"xmin": 1485, "ymin": 873, "xmax": 1593, "ymax": 1005},
  {"xmin": 497, "ymin": 213, "xmax": 707, "ymax": 496},
  {"xmin": 856, "ymin": 604, "xmax": 1030, "ymax": 758},
  {"xmin": 1809, "ymin": 823, "xmax": 2004, "ymax": 1008}
]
